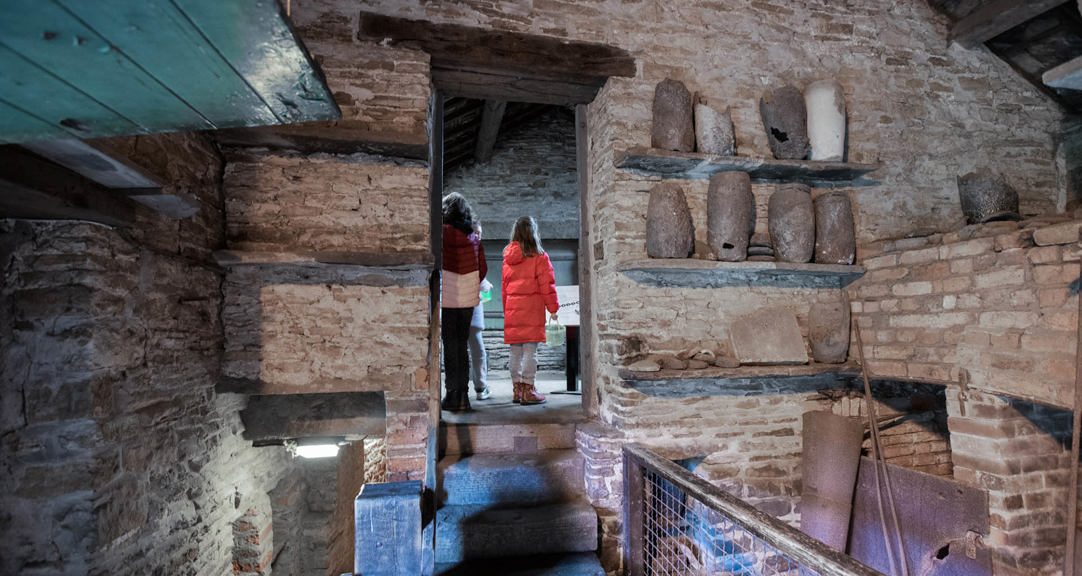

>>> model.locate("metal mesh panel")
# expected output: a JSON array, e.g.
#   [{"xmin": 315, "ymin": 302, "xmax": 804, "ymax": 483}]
[{"xmin": 641, "ymin": 469, "xmax": 820, "ymax": 576}]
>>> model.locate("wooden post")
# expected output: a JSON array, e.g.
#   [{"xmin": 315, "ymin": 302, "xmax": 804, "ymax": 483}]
[
  {"xmin": 624, "ymin": 446, "xmax": 645, "ymax": 576},
  {"xmin": 1066, "ymin": 229, "xmax": 1082, "ymax": 576},
  {"xmin": 354, "ymin": 481, "xmax": 423, "ymax": 576}
]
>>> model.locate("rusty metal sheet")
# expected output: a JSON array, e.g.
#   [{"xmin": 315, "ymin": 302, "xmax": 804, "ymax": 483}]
[{"xmin": 848, "ymin": 458, "xmax": 991, "ymax": 576}]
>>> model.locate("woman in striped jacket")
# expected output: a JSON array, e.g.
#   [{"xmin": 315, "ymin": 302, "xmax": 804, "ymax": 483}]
[{"xmin": 441, "ymin": 193, "xmax": 487, "ymax": 412}]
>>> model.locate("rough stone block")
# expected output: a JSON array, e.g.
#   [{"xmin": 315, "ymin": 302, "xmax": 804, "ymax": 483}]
[
  {"xmin": 354, "ymin": 481, "xmax": 423, "ymax": 576},
  {"xmin": 729, "ymin": 308, "xmax": 808, "ymax": 365},
  {"xmin": 1032, "ymin": 221, "xmax": 1082, "ymax": 246}
]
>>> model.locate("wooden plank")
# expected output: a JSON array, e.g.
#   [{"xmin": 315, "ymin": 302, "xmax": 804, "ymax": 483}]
[
  {"xmin": 0, "ymin": 99, "xmax": 74, "ymax": 144},
  {"xmin": 0, "ymin": 146, "xmax": 134, "ymax": 226},
  {"xmin": 950, "ymin": 0, "xmax": 1069, "ymax": 47},
  {"xmin": 19, "ymin": 139, "xmax": 161, "ymax": 189},
  {"xmin": 623, "ymin": 447, "xmax": 646, "ymax": 576},
  {"xmin": 359, "ymin": 12, "xmax": 636, "ymax": 80},
  {"xmin": 53, "ymin": 0, "xmax": 279, "ymax": 129},
  {"xmin": 0, "ymin": 0, "xmax": 214, "ymax": 134},
  {"xmin": 474, "ymin": 100, "xmax": 506, "ymax": 163},
  {"xmin": 172, "ymin": 0, "xmax": 340, "ymax": 124},
  {"xmin": 212, "ymin": 124, "xmax": 428, "ymax": 159},
  {"xmin": 0, "ymin": 44, "xmax": 139, "ymax": 141},
  {"xmin": 433, "ymin": 67, "xmax": 602, "ymax": 105},
  {"xmin": 1044, "ymin": 54, "xmax": 1082, "ymax": 89},
  {"xmin": 617, "ymin": 146, "xmax": 881, "ymax": 187}
]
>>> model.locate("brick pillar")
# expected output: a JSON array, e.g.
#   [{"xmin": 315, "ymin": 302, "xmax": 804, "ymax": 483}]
[
  {"xmin": 946, "ymin": 389, "xmax": 1073, "ymax": 575},
  {"xmin": 577, "ymin": 422, "xmax": 628, "ymax": 575},
  {"xmin": 232, "ymin": 502, "xmax": 274, "ymax": 575}
]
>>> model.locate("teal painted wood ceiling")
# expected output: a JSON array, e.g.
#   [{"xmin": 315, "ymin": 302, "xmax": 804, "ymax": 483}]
[{"xmin": 0, "ymin": 0, "xmax": 340, "ymax": 144}]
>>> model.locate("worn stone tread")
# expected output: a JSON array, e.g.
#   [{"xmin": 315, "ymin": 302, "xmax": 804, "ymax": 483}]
[
  {"xmin": 438, "ymin": 449, "xmax": 584, "ymax": 506},
  {"xmin": 434, "ymin": 552, "xmax": 605, "ymax": 576},
  {"xmin": 435, "ymin": 500, "xmax": 597, "ymax": 562}
]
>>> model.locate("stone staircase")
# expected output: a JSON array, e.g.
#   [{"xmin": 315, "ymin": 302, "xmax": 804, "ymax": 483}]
[{"xmin": 434, "ymin": 418, "xmax": 602, "ymax": 575}]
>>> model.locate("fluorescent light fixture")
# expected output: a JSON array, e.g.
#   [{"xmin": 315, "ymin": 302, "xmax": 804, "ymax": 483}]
[{"xmin": 293, "ymin": 443, "xmax": 340, "ymax": 459}]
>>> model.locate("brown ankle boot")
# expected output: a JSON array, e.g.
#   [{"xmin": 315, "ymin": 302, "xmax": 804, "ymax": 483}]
[
  {"xmin": 520, "ymin": 383, "xmax": 546, "ymax": 405},
  {"xmin": 512, "ymin": 382, "xmax": 523, "ymax": 404}
]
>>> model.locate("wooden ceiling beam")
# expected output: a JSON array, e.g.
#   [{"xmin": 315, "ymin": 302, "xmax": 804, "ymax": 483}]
[
  {"xmin": 358, "ymin": 12, "xmax": 635, "ymax": 105},
  {"xmin": 433, "ymin": 67, "xmax": 603, "ymax": 105},
  {"xmin": 0, "ymin": 145, "xmax": 134, "ymax": 226},
  {"xmin": 474, "ymin": 100, "xmax": 506, "ymax": 163},
  {"xmin": 951, "ymin": 0, "xmax": 1070, "ymax": 47}
]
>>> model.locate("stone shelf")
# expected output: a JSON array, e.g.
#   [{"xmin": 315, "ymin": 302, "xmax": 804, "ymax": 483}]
[
  {"xmin": 618, "ymin": 259, "xmax": 865, "ymax": 289},
  {"xmin": 213, "ymin": 250, "xmax": 432, "ymax": 287},
  {"xmin": 616, "ymin": 146, "xmax": 881, "ymax": 188},
  {"xmin": 213, "ymin": 249, "xmax": 433, "ymax": 267},
  {"xmin": 619, "ymin": 363, "xmax": 861, "ymax": 398}
]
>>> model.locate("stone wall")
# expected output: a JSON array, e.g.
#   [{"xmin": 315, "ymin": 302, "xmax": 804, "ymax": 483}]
[
  {"xmin": 220, "ymin": 147, "xmax": 435, "ymax": 486},
  {"xmin": 281, "ymin": 1, "xmax": 1069, "ymax": 573},
  {"xmin": 445, "ymin": 107, "xmax": 580, "ymax": 241},
  {"xmin": 0, "ymin": 132, "xmax": 313, "ymax": 574}
]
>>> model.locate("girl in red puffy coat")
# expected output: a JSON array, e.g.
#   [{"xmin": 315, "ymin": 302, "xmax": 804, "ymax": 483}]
[{"xmin": 502, "ymin": 216, "xmax": 559, "ymax": 405}]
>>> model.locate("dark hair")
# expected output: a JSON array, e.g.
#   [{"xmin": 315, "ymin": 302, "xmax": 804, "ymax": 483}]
[
  {"xmin": 511, "ymin": 216, "xmax": 544, "ymax": 256},
  {"xmin": 442, "ymin": 192, "xmax": 475, "ymax": 234}
]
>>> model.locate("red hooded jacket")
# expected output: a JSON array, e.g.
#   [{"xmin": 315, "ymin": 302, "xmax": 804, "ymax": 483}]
[{"xmin": 501, "ymin": 241, "xmax": 559, "ymax": 344}]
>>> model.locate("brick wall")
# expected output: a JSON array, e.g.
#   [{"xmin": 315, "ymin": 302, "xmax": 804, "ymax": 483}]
[
  {"xmin": 946, "ymin": 390, "xmax": 1073, "ymax": 575},
  {"xmin": 852, "ymin": 220, "xmax": 1080, "ymax": 408},
  {"xmin": 851, "ymin": 219, "xmax": 1081, "ymax": 574}
]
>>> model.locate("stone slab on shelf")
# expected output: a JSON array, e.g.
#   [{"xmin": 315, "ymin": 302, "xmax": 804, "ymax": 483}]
[
  {"xmin": 214, "ymin": 249, "xmax": 433, "ymax": 267},
  {"xmin": 618, "ymin": 259, "xmax": 865, "ymax": 289},
  {"xmin": 619, "ymin": 363, "xmax": 861, "ymax": 398},
  {"xmin": 214, "ymin": 250, "xmax": 432, "ymax": 287},
  {"xmin": 616, "ymin": 146, "xmax": 881, "ymax": 187}
]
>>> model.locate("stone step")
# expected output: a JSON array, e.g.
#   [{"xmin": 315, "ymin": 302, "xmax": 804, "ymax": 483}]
[
  {"xmin": 435, "ymin": 500, "xmax": 598, "ymax": 563},
  {"xmin": 437, "ymin": 450, "xmax": 584, "ymax": 507},
  {"xmin": 439, "ymin": 421, "xmax": 579, "ymax": 456},
  {"xmin": 434, "ymin": 552, "xmax": 605, "ymax": 576}
]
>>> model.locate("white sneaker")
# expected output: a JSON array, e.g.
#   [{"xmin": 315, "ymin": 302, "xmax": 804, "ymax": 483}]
[{"xmin": 476, "ymin": 387, "xmax": 491, "ymax": 400}]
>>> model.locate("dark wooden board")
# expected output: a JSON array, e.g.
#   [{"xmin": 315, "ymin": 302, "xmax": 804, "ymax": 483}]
[
  {"xmin": 617, "ymin": 147, "xmax": 881, "ymax": 187},
  {"xmin": 951, "ymin": 0, "xmax": 1069, "ymax": 47},
  {"xmin": 432, "ymin": 67, "xmax": 604, "ymax": 105},
  {"xmin": 0, "ymin": 146, "xmax": 134, "ymax": 226},
  {"xmin": 358, "ymin": 12, "xmax": 636, "ymax": 80}
]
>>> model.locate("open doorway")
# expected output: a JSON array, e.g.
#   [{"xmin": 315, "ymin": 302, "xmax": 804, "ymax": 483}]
[{"xmin": 434, "ymin": 95, "xmax": 585, "ymax": 421}]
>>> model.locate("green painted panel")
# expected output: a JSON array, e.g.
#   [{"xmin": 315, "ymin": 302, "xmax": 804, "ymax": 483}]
[
  {"xmin": 0, "ymin": 44, "xmax": 141, "ymax": 141},
  {"xmin": 53, "ymin": 0, "xmax": 279, "ymax": 129},
  {"xmin": 172, "ymin": 0, "xmax": 340, "ymax": 124},
  {"xmin": 0, "ymin": 0, "xmax": 213, "ymax": 135},
  {"xmin": 0, "ymin": 99, "xmax": 74, "ymax": 144}
]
